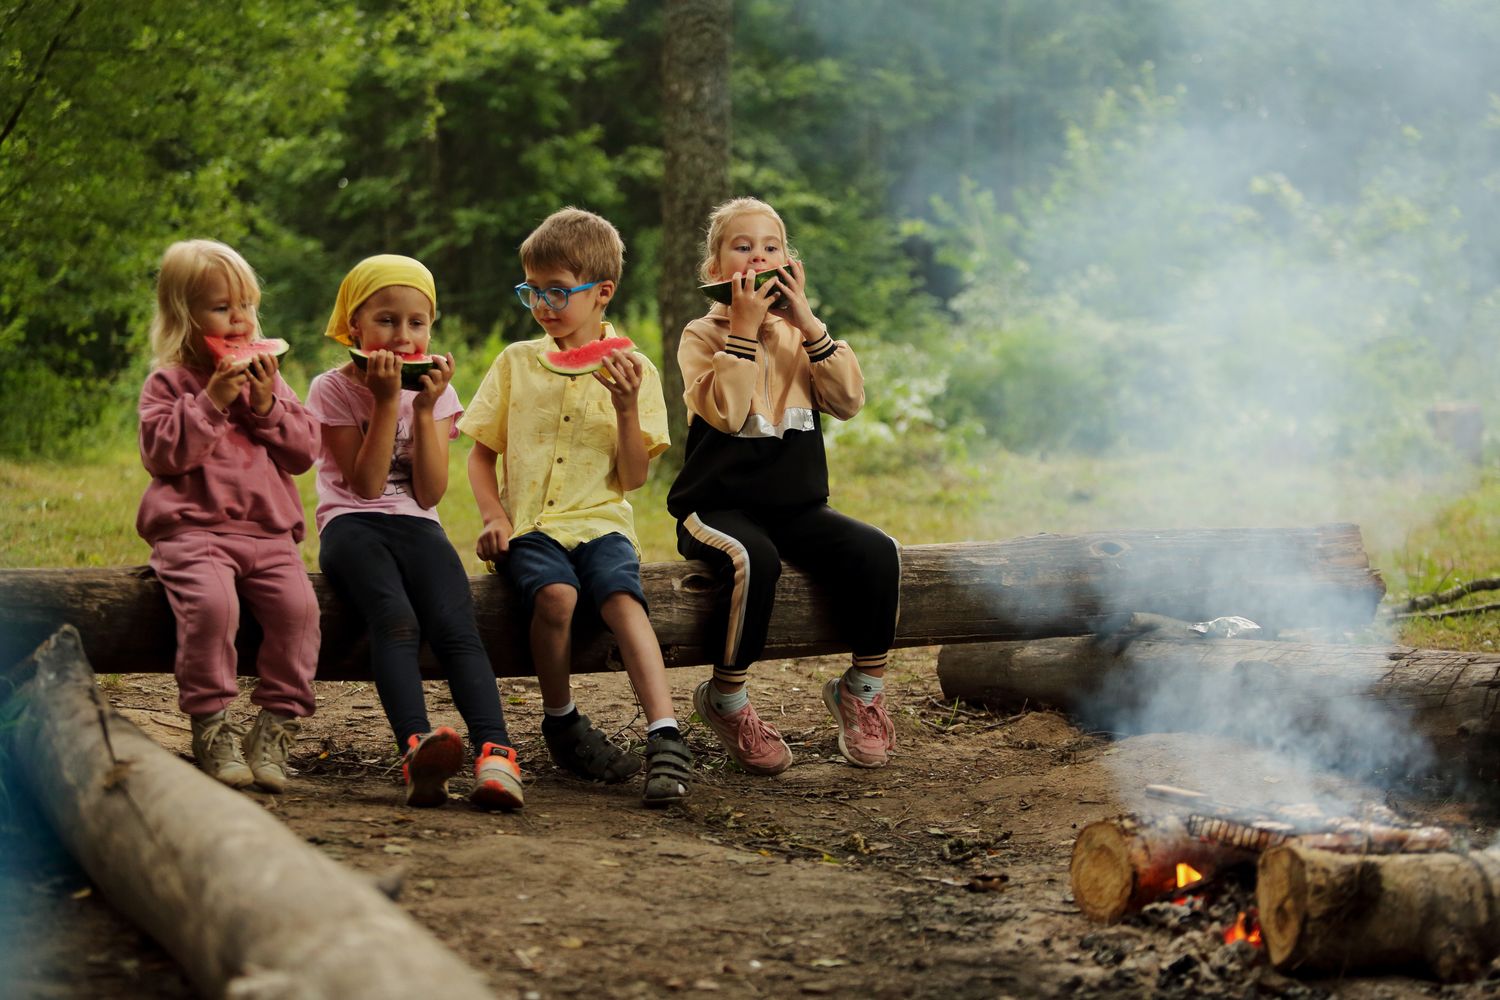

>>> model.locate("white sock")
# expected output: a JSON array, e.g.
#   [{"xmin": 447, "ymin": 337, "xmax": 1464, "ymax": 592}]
[
  {"xmin": 843, "ymin": 668, "xmax": 884, "ymax": 706},
  {"xmin": 646, "ymin": 717, "xmax": 680, "ymax": 735},
  {"xmin": 544, "ymin": 701, "xmax": 577, "ymax": 718},
  {"xmin": 709, "ymin": 684, "xmax": 749, "ymax": 716}
]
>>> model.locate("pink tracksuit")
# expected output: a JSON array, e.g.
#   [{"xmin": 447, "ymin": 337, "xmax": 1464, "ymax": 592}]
[{"xmin": 137, "ymin": 366, "xmax": 321, "ymax": 717}]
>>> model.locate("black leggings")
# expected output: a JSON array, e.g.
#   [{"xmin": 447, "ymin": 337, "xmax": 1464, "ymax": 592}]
[
  {"xmin": 320, "ymin": 513, "xmax": 510, "ymax": 754},
  {"xmin": 676, "ymin": 503, "xmax": 901, "ymax": 685}
]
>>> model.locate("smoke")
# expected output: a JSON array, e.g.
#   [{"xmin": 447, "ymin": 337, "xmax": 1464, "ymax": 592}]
[{"xmin": 794, "ymin": 0, "xmax": 1500, "ymax": 804}]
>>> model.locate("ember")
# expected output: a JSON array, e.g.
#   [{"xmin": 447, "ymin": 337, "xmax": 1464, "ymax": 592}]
[
  {"xmin": 1174, "ymin": 862, "xmax": 1203, "ymax": 889},
  {"xmin": 1222, "ymin": 909, "xmax": 1262, "ymax": 947}
]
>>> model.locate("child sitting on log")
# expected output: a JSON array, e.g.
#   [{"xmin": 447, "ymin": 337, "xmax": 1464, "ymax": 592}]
[
  {"xmin": 668, "ymin": 197, "xmax": 902, "ymax": 773},
  {"xmin": 306, "ymin": 255, "xmax": 523, "ymax": 810},
  {"xmin": 461, "ymin": 207, "xmax": 692, "ymax": 807},
  {"xmin": 136, "ymin": 239, "xmax": 321, "ymax": 793}
]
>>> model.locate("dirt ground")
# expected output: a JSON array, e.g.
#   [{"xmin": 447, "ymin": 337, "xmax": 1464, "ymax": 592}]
[{"xmin": 3, "ymin": 647, "xmax": 1498, "ymax": 999}]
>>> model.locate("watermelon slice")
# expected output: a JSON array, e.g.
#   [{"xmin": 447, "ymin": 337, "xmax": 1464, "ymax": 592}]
[
  {"xmin": 539, "ymin": 336, "xmax": 636, "ymax": 376},
  {"xmin": 205, "ymin": 337, "xmax": 289, "ymax": 368},
  {"xmin": 699, "ymin": 270, "xmax": 783, "ymax": 306},
  {"xmin": 348, "ymin": 347, "xmax": 438, "ymax": 390}
]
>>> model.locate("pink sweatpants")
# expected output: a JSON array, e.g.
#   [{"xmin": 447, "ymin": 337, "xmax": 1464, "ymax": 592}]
[{"xmin": 150, "ymin": 531, "xmax": 320, "ymax": 718}]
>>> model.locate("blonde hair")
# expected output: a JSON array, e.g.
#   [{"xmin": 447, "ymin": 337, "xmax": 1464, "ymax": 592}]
[
  {"xmin": 698, "ymin": 197, "xmax": 798, "ymax": 282},
  {"xmin": 149, "ymin": 239, "xmax": 262, "ymax": 369},
  {"xmin": 520, "ymin": 207, "xmax": 624, "ymax": 284}
]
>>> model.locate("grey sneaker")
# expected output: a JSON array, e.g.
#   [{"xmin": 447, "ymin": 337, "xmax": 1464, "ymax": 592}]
[
  {"xmin": 242, "ymin": 709, "xmax": 301, "ymax": 793},
  {"xmin": 191, "ymin": 710, "xmax": 254, "ymax": 789}
]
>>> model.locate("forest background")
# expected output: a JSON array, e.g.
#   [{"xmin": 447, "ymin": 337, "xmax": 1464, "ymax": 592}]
[{"xmin": 5, "ymin": 0, "xmax": 1500, "ymax": 647}]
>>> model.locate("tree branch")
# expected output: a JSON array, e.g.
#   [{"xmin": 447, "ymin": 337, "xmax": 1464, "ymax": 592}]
[{"xmin": 0, "ymin": 0, "xmax": 85, "ymax": 150}]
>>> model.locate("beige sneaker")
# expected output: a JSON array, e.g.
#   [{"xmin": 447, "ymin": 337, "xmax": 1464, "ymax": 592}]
[
  {"xmin": 242, "ymin": 709, "xmax": 301, "ymax": 793},
  {"xmin": 191, "ymin": 710, "xmax": 254, "ymax": 789}
]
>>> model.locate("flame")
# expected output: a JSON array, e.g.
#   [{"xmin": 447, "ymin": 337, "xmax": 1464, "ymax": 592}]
[
  {"xmin": 1223, "ymin": 910, "xmax": 1263, "ymax": 947},
  {"xmin": 1175, "ymin": 862, "xmax": 1203, "ymax": 888}
]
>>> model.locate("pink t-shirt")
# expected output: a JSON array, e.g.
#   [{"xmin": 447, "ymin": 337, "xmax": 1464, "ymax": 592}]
[{"xmin": 305, "ymin": 368, "xmax": 463, "ymax": 533}]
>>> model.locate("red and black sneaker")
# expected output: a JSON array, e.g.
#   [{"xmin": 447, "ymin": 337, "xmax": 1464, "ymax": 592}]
[
  {"xmin": 471, "ymin": 742, "xmax": 525, "ymax": 811},
  {"xmin": 401, "ymin": 727, "xmax": 464, "ymax": 807}
]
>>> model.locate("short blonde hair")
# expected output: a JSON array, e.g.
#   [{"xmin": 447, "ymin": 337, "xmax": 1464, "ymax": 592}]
[
  {"xmin": 149, "ymin": 239, "xmax": 261, "ymax": 369},
  {"xmin": 698, "ymin": 197, "xmax": 798, "ymax": 282},
  {"xmin": 520, "ymin": 207, "xmax": 625, "ymax": 284}
]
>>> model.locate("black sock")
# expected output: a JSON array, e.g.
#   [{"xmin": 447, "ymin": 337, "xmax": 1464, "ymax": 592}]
[{"xmin": 542, "ymin": 707, "xmax": 580, "ymax": 736}]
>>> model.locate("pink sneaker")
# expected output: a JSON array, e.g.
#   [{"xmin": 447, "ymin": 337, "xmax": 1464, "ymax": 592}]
[
  {"xmin": 693, "ymin": 680, "xmax": 792, "ymax": 776},
  {"xmin": 822, "ymin": 678, "xmax": 895, "ymax": 768}
]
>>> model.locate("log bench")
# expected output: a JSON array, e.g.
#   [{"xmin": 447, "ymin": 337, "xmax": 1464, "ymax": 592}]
[{"xmin": 0, "ymin": 525, "xmax": 1384, "ymax": 679}]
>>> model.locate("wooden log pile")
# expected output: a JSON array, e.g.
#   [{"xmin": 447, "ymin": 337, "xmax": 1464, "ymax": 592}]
[
  {"xmin": 0, "ymin": 525, "xmax": 1385, "ymax": 679},
  {"xmin": 1070, "ymin": 785, "xmax": 1494, "ymax": 982}
]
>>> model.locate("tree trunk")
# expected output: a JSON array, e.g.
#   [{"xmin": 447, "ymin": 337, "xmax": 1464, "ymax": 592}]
[
  {"xmin": 1, "ymin": 626, "xmax": 498, "ymax": 1000},
  {"xmin": 935, "ymin": 631, "xmax": 1500, "ymax": 766},
  {"xmin": 1071, "ymin": 814, "xmax": 1256, "ymax": 922},
  {"xmin": 1257, "ymin": 843, "xmax": 1500, "ymax": 982},
  {"xmin": 658, "ymin": 0, "xmax": 731, "ymax": 472},
  {"xmin": 0, "ymin": 526, "xmax": 1384, "ymax": 680}
]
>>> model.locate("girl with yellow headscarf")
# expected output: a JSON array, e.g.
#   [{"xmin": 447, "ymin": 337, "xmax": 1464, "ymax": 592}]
[{"xmin": 304, "ymin": 255, "xmax": 525, "ymax": 811}]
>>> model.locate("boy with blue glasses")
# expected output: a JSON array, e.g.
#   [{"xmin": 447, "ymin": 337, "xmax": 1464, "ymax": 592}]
[{"xmin": 461, "ymin": 207, "xmax": 691, "ymax": 807}]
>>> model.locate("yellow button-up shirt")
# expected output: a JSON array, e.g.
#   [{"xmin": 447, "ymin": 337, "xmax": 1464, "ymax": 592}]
[{"xmin": 458, "ymin": 328, "xmax": 669, "ymax": 553}]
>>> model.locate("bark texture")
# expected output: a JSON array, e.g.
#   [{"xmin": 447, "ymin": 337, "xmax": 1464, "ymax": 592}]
[
  {"xmin": 1, "ymin": 626, "xmax": 497, "ymax": 1000},
  {"xmin": 0, "ymin": 526, "xmax": 1384, "ymax": 680},
  {"xmin": 936, "ymin": 632, "xmax": 1500, "ymax": 765},
  {"xmin": 658, "ymin": 0, "xmax": 731, "ymax": 470},
  {"xmin": 1258, "ymin": 843, "xmax": 1500, "ymax": 981}
]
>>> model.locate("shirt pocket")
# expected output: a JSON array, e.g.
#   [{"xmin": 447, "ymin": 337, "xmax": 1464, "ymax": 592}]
[{"xmin": 578, "ymin": 399, "xmax": 617, "ymax": 457}]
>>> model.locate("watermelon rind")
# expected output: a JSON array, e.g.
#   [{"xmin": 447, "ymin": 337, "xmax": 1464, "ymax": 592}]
[
  {"xmin": 207, "ymin": 337, "xmax": 289, "ymax": 367},
  {"xmin": 539, "ymin": 336, "xmax": 636, "ymax": 377},
  {"xmin": 699, "ymin": 270, "xmax": 783, "ymax": 306},
  {"xmin": 348, "ymin": 347, "xmax": 438, "ymax": 390}
]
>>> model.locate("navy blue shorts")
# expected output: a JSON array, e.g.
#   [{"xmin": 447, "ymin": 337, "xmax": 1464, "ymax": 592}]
[{"xmin": 506, "ymin": 531, "xmax": 647, "ymax": 617}]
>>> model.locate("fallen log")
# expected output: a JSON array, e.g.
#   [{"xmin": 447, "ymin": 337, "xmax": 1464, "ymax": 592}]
[
  {"xmin": 1, "ymin": 625, "xmax": 498, "ymax": 999},
  {"xmin": 936, "ymin": 632, "xmax": 1500, "ymax": 767},
  {"xmin": 0, "ymin": 525, "xmax": 1384, "ymax": 680},
  {"xmin": 1258, "ymin": 842, "xmax": 1500, "ymax": 981}
]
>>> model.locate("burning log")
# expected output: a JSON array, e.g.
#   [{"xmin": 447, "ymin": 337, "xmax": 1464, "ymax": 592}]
[
  {"xmin": 1070, "ymin": 814, "xmax": 1257, "ymax": 922},
  {"xmin": 1258, "ymin": 843, "xmax": 1500, "ymax": 982},
  {"xmin": 1074, "ymin": 789, "xmax": 1453, "ymax": 924},
  {"xmin": 1, "ymin": 626, "xmax": 498, "ymax": 999},
  {"xmin": 0, "ymin": 525, "xmax": 1384, "ymax": 679},
  {"xmin": 937, "ymin": 630, "xmax": 1500, "ymax": 767}
]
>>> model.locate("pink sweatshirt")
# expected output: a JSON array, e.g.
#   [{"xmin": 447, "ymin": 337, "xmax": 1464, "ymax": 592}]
[{"xmin": 136, "ymin": 366, "xmax": 320, "ymax": 545}]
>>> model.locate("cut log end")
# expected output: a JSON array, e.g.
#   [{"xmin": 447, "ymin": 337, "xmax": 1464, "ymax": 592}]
[
  {"xmin": 1256, "ymin": 845, "xmax": 1308, "ymax": 968},
  {"xmin": 1070, "ymin": 822, "xmax": 1140, "ymax": 923}
]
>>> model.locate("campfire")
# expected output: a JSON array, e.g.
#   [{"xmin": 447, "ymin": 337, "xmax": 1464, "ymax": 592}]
[{"xmin": 1068, "ymin": 784, "xmax": 1495, "ymax": 982}]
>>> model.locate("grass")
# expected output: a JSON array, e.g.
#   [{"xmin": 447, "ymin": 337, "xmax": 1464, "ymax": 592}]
[{"xmin": 4, "ymin": 436, "xmax": 1498, "ymax": 650}]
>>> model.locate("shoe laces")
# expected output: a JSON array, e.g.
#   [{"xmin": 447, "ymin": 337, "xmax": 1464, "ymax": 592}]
[
  {"xmin": 253, "ymin": 717, "xmax": 299, "ymax": 763},
  {"xmin": 199, "ymin": 716, "xmax": 248, "ymax": 761},
  {"xmin": 848, "ymin": 693, "xmax": 894, "ymax": 747},
  {"xmin": 732, "ymin": 704, "xmax": 785, "ymax": 756}
]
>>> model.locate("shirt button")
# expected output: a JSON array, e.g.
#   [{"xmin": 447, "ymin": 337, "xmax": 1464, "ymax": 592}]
[
  {"xmin": 556, "ymin": 457, "xmax": 564, "ymax": 464},
  {"xmin": 547, "ymin": 500, "xmax": 555, "ymax": 506},
  {"xmin": 563, "ymin": 415, "xmax": 571, "ymax": 422}
]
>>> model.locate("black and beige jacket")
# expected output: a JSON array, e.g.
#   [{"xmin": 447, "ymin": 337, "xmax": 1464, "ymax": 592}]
[{"xmin": 666, "ymin": 305, "xmax": 864, "ymax": 518}]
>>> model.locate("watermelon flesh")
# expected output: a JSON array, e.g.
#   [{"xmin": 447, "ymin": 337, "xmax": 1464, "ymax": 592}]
[
  {"xmin": 205, "ymin": 337, "xmax": 289, "ymax": 367},
  {"xmin": 540, "ymin": 336, "xmax": 636, "ymax": 376},
  {"xmin": 348, "ymin": 347, "xmax": 438, "ymax": 390}
]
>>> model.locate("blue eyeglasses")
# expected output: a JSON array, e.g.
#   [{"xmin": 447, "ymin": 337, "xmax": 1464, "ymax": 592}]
[{"xmin": 514, "ymin": 281, "xmax": 599, "ymax": 310}]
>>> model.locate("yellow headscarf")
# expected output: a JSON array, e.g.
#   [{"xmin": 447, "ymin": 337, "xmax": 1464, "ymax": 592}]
[{"xmin": 324, "ymin": 254, "xmax": 438, "ymax": 346}]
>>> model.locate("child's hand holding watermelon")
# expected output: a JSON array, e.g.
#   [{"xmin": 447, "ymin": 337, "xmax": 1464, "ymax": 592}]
[
  {"xmin": 410, "ymin": 353, "xmax": 455, "ymax": 411},
  {"xmin": 595, "ymin": 348, "xmax": 644, "ymax": 413},
  {"xmin": 764, "ymin": 259, "xmax": 819, "ymax": 335}
]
